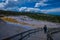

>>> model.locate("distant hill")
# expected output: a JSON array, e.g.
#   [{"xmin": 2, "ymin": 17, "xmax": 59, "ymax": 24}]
[{"xmin": 0, "ymin": 10, "xmax": 60, "ymax": 23}]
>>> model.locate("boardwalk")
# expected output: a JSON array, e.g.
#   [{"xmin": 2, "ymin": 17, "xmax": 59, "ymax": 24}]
[
  {"xmin": 3, "ymin": 29, "xmax": 47, "ymax": 40},
  {"xmin": 26, "ymin": 30, "xmax": 47, "ymax": 40}
]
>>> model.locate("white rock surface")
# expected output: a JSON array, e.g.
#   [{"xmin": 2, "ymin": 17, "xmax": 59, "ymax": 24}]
[{"xmin": 7, "ymin": 16, "xmax": 60, "ymax": 28}]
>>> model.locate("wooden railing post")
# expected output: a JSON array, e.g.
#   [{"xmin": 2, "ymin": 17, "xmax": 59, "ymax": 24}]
[{"xmin": 20, "ymin": 33, "xmax": 23, "ymax": 40}]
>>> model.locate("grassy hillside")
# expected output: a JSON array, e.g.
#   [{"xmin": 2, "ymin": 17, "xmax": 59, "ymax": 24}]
[{"xmin": 0, "ymin": 10, "xmax": 60, "ymax": 23}]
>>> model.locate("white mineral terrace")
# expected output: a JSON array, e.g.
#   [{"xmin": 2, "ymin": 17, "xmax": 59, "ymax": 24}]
[{"xmin": 6, "ymin": 15, "xmax": 60, "ymax": 28}]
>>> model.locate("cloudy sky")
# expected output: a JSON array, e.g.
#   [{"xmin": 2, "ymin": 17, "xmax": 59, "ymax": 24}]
[{"xmin": 0, "ymin": 0, "xmax": 60, "ymax": 15}]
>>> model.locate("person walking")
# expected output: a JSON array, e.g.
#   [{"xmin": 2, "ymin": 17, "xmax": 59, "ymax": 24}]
[{"xmin": 43, "ymin": 25, "xmax": 47, "ymax": 33}]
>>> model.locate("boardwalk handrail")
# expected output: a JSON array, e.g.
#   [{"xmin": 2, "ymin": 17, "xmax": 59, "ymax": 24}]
[
  {"xmin": 47, "ymin": 32, "xmax": 53, "ymax": 40},
  {"xmin": 19, "ymin": 28, "xmax": 42, "ymax": 40},
  {"xmin": 3, "ymin": 28, "xmax": 42, "ymax": 40},
  {"xmin": 47, "ymin": 28, "xmax": 60, "ymax": 40}
]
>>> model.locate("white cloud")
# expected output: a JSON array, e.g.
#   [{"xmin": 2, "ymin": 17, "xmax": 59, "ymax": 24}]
[
  {"xmin": 19, "ymin": 7, "xmax": 41, "ymax": 12},
  {"xmin": 25, "ymin": 8, "xmax": 40, "ymax": 12},
  {"xmin": 0, "ymin": 0, "xmax": 18, "ymax": 9},
  {"xmin": 0, "ymin": 0, "xmax": 8, "ymax": 9},
  {"xmin": 19, "ymin": 7, "xmax": 27, "ymax": 11},
  {"xmin": 19, "ymin": 7, "xmax": 60, "ymax": 13},
  {"xmin": 9, "ymin": 0, "xmax": 18, "ymax": 2},
  {"xmin": 35, "ymin": 3, "xmax": 48, "ymax": 7},
  {"xmin": 40, "ymin": 0, "xmax": 48, "ymax": 3},
  {"xmin": 41, "ymin": 8, "xmax": 60, "ymax": 13},
  {"xmin": 35, "ymin": 0, "xmax": 48, "ymax": 7},
  {"xmin": 14, "ymin": 0, "xmax": 18, "ymax": 1},
  {"xmin": 0, "ymin": 3, "xmax": 5, "ymax": 8}
]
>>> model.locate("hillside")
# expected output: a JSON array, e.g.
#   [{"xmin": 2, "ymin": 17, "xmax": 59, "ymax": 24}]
[{"xmin": 0, "ymin": 10, "xmax": 60, "ymax": 23}]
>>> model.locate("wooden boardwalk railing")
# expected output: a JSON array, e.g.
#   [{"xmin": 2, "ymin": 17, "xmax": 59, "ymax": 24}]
[
  {"xmin": 3, "ymin": 28, "xmax": 42, "ymax": 40},
  {"xmin": 3, "ymin": 27, "xmax": 60, "ymax": 40},
  {"xmin": 47, "ymin": 28, "xmax": 60, "ymax": 40}
]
